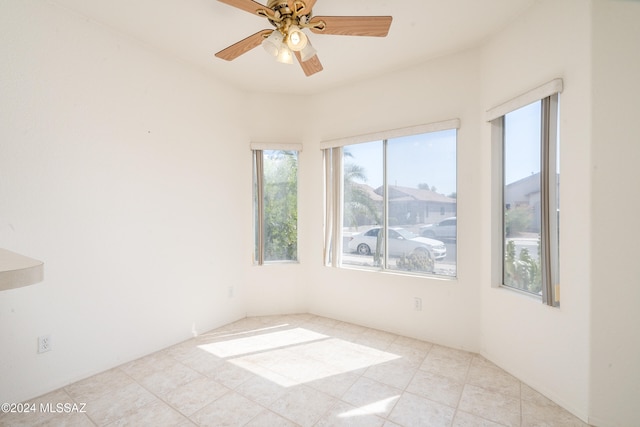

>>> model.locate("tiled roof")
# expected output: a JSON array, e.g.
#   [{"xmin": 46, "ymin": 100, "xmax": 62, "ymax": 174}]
[{"xmin": 374, "ymin": 185, "xmax": 456, "ymax": 203}]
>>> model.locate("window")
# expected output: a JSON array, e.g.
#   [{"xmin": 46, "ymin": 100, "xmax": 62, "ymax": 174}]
[
  {"xmin": 488, "ymin": 79, "xmax": 561, "ymax": 306},
  {"xmin": 253, "ymin": 147, "xmax": 300, "ymax": 264},
  {"xmin": 323, "ymin": 121, "xmax": 458, "ymax": 277}
]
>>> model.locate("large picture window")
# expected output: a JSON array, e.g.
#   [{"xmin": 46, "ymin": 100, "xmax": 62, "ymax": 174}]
[
  {"xmin": 323, "ymin": 121, "xmax": 458, "ymax": 277},
  {"xmin": 489, "ymin": 79, "xmax": 561, "ymax": 306},
  {"xmin": 253, "ymin": 147, "xmax": 299, "ymax": 264}
]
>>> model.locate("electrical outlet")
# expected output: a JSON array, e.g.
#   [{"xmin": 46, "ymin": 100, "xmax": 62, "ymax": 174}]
[
  {"xmin": 228, "ymin": 286, "xmax": 235, "ymax": 298},
  {"xmin": 414, "ymin": 297, "xmax": 422, "ymax": 311},
  {"xmin": 38, "ymin": 335, "xmax": 52, "ymax": 353}
]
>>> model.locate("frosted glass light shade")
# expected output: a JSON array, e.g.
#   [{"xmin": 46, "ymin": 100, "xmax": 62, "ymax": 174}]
[
  {"xmin": 262, "ymin": 30, "xmax": 284, "ymax": 57},
  {"xmin": 300, "ymin": 41, "xmax": 317, "ymax": 62},
  {"xmin": 276, "ymin": 45, "xmax": 294, "ymax": 64},
  {"xmin": 286, "ymin": 26, "xmax": 308, "ymax": 51}
]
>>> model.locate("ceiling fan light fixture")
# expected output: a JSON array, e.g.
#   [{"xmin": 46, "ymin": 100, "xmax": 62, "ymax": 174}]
[
  {"xmin": 215, "ymin": 0, "xmax": 393, "ymax": 77},
  {"xmin": 286, "ymin": 26, "xmax": 308, "ymax": 51},
  {"xmin": 262, "ymin": 30, "xmax": 284, "ymax": 57},
  {"xmin": 299, "ymin": 40, "xmax": 317, "ymax": 62},
  {"xmin": 276, "ymin": 44, "xmax": 294, "ymax": 64}
]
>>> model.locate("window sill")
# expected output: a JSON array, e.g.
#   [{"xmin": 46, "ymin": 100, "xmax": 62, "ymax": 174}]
[{"xmin": 338, "ymin": 264, "xmax": 457, "ymax": 281}]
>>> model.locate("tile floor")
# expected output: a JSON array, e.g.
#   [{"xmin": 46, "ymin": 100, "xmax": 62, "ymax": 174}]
[{"xmin": 0, "ymin": 314, "xmax": 589, "ymax": 427}]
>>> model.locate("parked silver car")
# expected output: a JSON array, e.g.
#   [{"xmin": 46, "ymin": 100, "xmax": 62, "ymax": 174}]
[
  {"xmin": 420, "ymin": 217, "xmax": 457, "ymax": 240},
  {"xmin": 347, "ymin": 227, "xmax": 447, "ymax": 260}
]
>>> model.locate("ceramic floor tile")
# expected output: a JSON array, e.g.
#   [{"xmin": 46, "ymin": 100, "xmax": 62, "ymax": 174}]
[
  {"xmin": 105, "ymin": 398, "xmax": 191, "ymax": 426},
  {"xmin": 363, "ymin": 358, "xmax": 420, "ymax": 390},
  {"xmin": 138, "ymin": 361, "xmax": 203, "ymax": 397},
  {"xmin": 335, "ymin": 321, "xmax": 369, "ymax": 335},
  {"xmin": 452, "ymin": 410, "xmax": 508, "ymax": 427},
  {"xmin": 166, "ymin": 339, "xmax": 222, "ymax": 364},
  {"xmin": 196, "ymin": 333, "xmax": 274, "ymax": 359},
  {"xmin": 162, "ymin": 376, "xmax": 230, "ymax": 417},
  {"xmin": 341, "ymin": 377, "xmax": 403, "ymax": 418},
  {"xmin": 406, "ymin": 369, "xmax": 465, "ymax": 407},
  {"xmin": 392, "ymin": 335, "xmax": 434, "ymax": 353},
  {"xmin": 268, "ymin": 384, "xmax": 338, "ymax": 427},
  {"xmin": 420, "ymin": 345, "xmax": 473, "ymax": 383},
  {"xmin": 234, "ymin": 375, "xmax": 288, "ymax": 406},
  {"xmin": 356, "ymin": 328, "xmax": 399, "ymax": 350},
  {"xmin": 252, "ymin": 350, "xmax": 337, "ymax": 384},
  {"xmin": 119, "ymin": 351, "xmax": 178, "ymax": 381},
  {"xmin": 293, "ymin": 338, "xmax": 351, "ymax": 361},
  {"xmin": 189, "ymin": 391, "xmax": 263, "ymax": 427},
  {"xmin": 387, "ymin": 391, "xmax": 456, "ymax": 427},
  {"xmin": 324, "ymin": 340, "xmax": 400, "ymax": 372},
  {"xmin": 458, "ymin": 384, "xmax": 521, "ymax": 427},
  {"xmin": 306, "ymin": 369, "xmax": 364, "ymax": 399},
  {"xmin": 36, "ymin": 413, "xmax": 96, "ymax": 427},
  {"xmin": 521, "ymin": 396, "xmax": 588, "ymax": 426},
  {"xmin": 307, "ymin": 315, "xmax": 341, "ymax": 326},
  {"xmin": 64, "ymin": 367, "xmax": 134, "ymax": 403},
  {"xmin": 11, "ymin": 315, "xmax": 589, "ymax": 427},
  {"xmin": 520, "ymin": 381, "xmax": 587, "ymax": 425},
  {"xmin": 259, "ymin": 326, "xmax": 328, "ymax": 349},
  {"xmin": 521, "ymin": 408, "xmax": 588, "ymax": 426},
  {"xmin": 316, "ymin": 401, "xmax": 386, "ymax": 427},
  {"xmin": 385, "ymin": 342, "xmax": 430, "ymax": 368},
  {"xmin": 228, "ymin": 358, "xmax": 298, "ymax": 388},
  {"xmin": 466, "ymin": 357, "xmax": 521, "ymax": 398},
  {"xmin": 179, "ymin": 347, "xmax": 227, "ymax": 377},
  {"xmin": 83, "ymin": 382, "xmax": 159, "ymax": 425},
  {"xmin": 244, "ymin": 409, "xmax": 299, "ymax": 427},
  {"xmin": 202, "ymin": 360, "xmax": 257, "ymax": 389}
]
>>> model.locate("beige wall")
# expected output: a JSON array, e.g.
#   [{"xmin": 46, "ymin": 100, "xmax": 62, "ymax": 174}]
[{"xmin": 589, "ymin": 1, "xmax": 640, "ymax": 426}]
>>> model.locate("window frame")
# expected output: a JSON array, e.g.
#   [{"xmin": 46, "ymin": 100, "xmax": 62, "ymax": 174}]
[
  {"xmin": 252, "ymin": 143, "xmax": 302, "ymax": 266},
  {"xmin": 488, "ymin": 79, "xmax": 562, "ymax": 306},
  {"xmin": 322, "ymin": 120, "xmax": 460, "ymax": 278}
]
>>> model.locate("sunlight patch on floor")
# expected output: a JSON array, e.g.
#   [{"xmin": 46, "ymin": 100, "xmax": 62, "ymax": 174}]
[
  {"xmin": 198, "ymin": 327, "xmax": 328, "ymax": 358},
  {"xmin": 338, "ymin": 396, "xmax": 401, "ymax": 418},
  {"xmin": 198, "ymin": 326, "xmax": 401, "ymax": 387}
]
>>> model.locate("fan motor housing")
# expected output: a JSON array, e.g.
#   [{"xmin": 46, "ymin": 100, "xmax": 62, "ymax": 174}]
[
  {"xmin": 267, "ymin": 0, "xmax": 311, "ymax": 17},
  {"xmin": 267, "ymin": 0, "xmax": 290, "ymax": 9}
]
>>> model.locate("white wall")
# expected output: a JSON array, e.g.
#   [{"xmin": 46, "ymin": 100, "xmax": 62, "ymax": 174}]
[
  {"xmin": 2, "ymin": 1, "xmax": 638, "ymax": 425},
  {"xmin": 241, "ymin": 92, "xmax": 313, "ymax": 317},
  {"xmin": 0, "ymin": 0, "xmax": 249, "ymax": 403},
  {"xmin": 479, "ymin": 0, "xmax": 592, "ymax": 421},
  {"xmin": 297, "ymin": 0, "xmax": 601, "ymax": 423},
  {"xmin": 589, "ymin": 2, "xmax": 640, "ymax": 426},
  {"xmin": 303, "ymin": 49, "xmax": 484, "ymax": 351}
]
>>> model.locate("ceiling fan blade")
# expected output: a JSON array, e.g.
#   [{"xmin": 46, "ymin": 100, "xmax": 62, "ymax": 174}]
[
  {"xmin": 294, "ymin": 51, "xmax": 323, "ymax": 76},
  {"xmin": 309, "ymin": 16, "xmax": 392, "ymax": 37},
  {"xmin": 215, "ymin": 29, "xmax": 272, "ymax": 61},
  {"xmin": 217, "ymin": 0, "xmax": 276, "ymax": 19}
]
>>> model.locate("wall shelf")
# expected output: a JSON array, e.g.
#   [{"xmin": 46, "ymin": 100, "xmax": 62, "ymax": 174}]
[{"xmin": 0, "ymin": 249, "xmax": 44, "ymax": 292}]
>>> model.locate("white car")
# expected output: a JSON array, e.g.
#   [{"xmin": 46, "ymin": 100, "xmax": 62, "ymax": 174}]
[
  {"xmin": 348, "ymin": 227, "xmax": 447, "ymax": 260},
  {"xmin": 420, "ymin": 217, "xmax": 457, "ymax": 240}
]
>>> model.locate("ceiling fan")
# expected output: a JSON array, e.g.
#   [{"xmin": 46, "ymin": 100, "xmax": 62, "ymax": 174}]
[{"xmin": 214, "ymin": 0, "xmax": 392, "ymax": 76}]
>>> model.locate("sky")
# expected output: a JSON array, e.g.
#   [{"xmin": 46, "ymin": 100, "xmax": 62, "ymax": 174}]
[
  {"xmin": 345, "ymin": 129, "xmax": 457, "ymax": 196},
  {"xmin": 504, "ymin": 100, "xmax": 542, "ymax": 184}
]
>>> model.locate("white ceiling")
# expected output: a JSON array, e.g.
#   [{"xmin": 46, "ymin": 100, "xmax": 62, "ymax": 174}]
[{"xmin": 50, "ymin": 0, "xmax": 535, "ymax": 95}]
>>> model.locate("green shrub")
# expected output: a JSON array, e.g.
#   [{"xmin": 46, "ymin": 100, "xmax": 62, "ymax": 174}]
[{"xmin": 397, "ymin": 250, "xmax": 434, "ymax": 273}]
